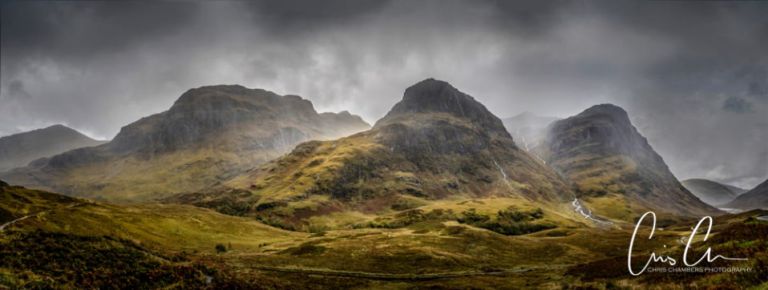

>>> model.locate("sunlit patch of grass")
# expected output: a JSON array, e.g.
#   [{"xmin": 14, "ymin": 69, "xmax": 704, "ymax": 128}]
[
  {"xmin": 306, "ymin": 211, "xmax": 376, "ymax": 232},
  {"xmin": 0, "ymin": 184, "xmax": 81, "ymax": 221},
  {"xmin": 55, "ymin": 148, "xmax": 278, "ymax": 202},
  {"xmin": 18, "ymin": 202, "xmax": 305, "ymax": 254},
  {"xmin": 581, "ymin": 194, "xmax": 636, "ymax": 221},
  {"xmin": 558, "ymin": 155, "xmax": 640, "ymax": 197}
]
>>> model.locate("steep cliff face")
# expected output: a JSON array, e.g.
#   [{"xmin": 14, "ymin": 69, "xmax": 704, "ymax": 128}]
[
  {"xmin": 0, "ymin": 125, "xmax": 105, "ymax": 172},
  {"xmin": 541, "ymin": 104, "xmax": 719, "ymax": 219},
  {"xmin": 170, "ymin": 79, "xmax": 574, "ymax": 230},
  {"xmin": 1, "ymin": 85, "xmax": 370, "ymax": 201}
]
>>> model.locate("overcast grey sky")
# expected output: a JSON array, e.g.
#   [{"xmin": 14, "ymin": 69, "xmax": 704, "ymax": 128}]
[{"xmin": 1, "ymin": 0, "xmax": 766, "ymax": 188}]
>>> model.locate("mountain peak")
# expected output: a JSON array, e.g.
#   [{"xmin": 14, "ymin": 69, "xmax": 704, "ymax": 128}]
[
  {"xmin": 0, "ymin": 124, "xmax": 104, "ymax": 172},
  {"xmin": 548, "ymin": 103, "xmax": 642, "ymax": 157},
  {"xmin": 543, "ymin": 104, "xmax": 720, "ymax": 217},
  {"xmin": 12, "ymin": 124, "xmax": 78, "ymax": 136},
  {"xmin": 170, "ymin": 85, "xmax": 319, "ymax": 120},
  {"xmin": 0, "ymin": 124, "xmax": 97, "ymax": 144},
  {"xmin": 109, "ymin": 84, "xmax": 354, "ymax": 154},
  {"xmin": 408, "ymin": 77, "xmax": 451, "ymax": 90},
  {"xmin": 577, "ymin": 104, "xmax": 630, "ymax": 123},
  {"xmin": 376, "ymin": 78, "xmax": 507, "ymax": 134},
  {"xmin": 390, "ymin": 78, "xmax": 472, "ymax": 115},
  {"xmin": 45, "ymin": 124, "xmax": 70, "ymax": 130}
]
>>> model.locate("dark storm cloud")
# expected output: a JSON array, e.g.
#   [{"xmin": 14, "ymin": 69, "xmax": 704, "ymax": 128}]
[
  {"xmin": 722, "ymin": 97, "xmax": 753, "ymax": 113},
  {"xmin": 1, "ymin": 1, "xmax": 200, "ymax": 69},
  {"xmin": 5, "ymin": 80, "xmax": 31, "ymax": 100},
  {"xmin": 243, "ymin": 0, "xmax": 391, "ymax": 33},
  {"xmin": 1, "ymin": 0, "xmax": 766, "ymax": 187}
]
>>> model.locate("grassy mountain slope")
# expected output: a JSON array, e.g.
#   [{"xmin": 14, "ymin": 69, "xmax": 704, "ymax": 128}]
[
  {"xmin": 0, "ymin": 180, "xmax": 305, "ymax": 288},
  {"xmin": 0, "ymin": 181, "xmax": 301, "ymax": 253},
  {"xmin": 0, "ymin": 180, "xmax": 80, "ymax": 224},
  {"xmin": 1, "ymin": 85, "xmax": 369, "ymax": 202}
]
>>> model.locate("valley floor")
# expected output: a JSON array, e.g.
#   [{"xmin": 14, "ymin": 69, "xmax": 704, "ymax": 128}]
[{"xmin": 1, "ymin": 188, "xmax": 766, "ymax": 289}]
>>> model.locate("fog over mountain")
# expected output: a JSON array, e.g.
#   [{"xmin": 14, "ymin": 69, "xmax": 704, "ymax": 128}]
[
  {"xmin": 0, "ymin": 125, "xmax": 105, "ymax": 172},
  {"xmin": 1, "ymin": 0, "xmax": 766, "ymax": 188}
]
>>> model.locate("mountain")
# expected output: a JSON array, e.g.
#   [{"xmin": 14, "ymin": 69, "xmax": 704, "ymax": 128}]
[
  {"xmin": 1, "ymin": 85, "xmax": 370, "ymax": 201},
  {"xmin": 724, "ymin": 179, "xmax": 768, "ymax": 210},
  {"xmin": 0, "ymin": 125, "xmax": 104, "ymax": 172},
  {"xmin": 170, "ymin": 79, "xmax": 575, "ymax": 231},
  {"xmin": 723, "ymin": 183, "xmax": 748, "ymax": 195},
  {"xmin": 681, "ymin": 178, "xmax": 744, "ymax": 206},
  {"xmin": 539, "ymin": 104, "xmax": 719, "ymax": 219},
  {"xmin": 502, "ymin": 112, "xmax": 559, "ymax": 152}
]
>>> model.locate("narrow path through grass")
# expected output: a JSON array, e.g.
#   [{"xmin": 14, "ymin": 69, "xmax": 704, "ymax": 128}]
[{"xmin": 0, "ymin": 203, "xmax": 83, "ymax": 233}]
